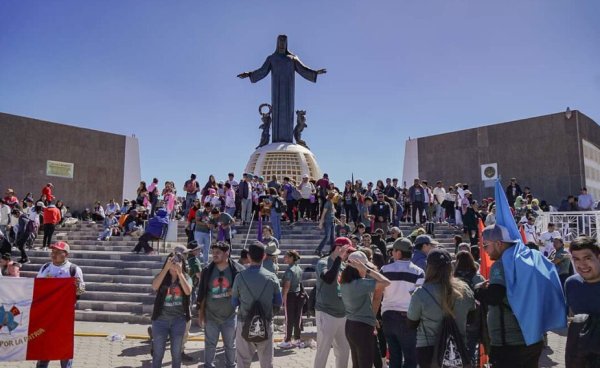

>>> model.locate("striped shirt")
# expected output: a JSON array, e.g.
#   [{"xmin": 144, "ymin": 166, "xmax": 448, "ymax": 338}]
[{"xmin": 380, "ymin": 260, "xmax": 424, "ymax": 313}]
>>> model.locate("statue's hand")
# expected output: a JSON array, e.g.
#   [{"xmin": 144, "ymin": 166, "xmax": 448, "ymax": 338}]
[
  {"xmin": 316, "ymin": 69, "xmax": 327, "ymax": 75},
  {"xmin": 237, "ymin": 72, "xmax": 251, "ymax": 79}
]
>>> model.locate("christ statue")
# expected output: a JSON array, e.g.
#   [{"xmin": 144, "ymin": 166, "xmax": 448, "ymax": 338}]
[{"xmin": 238, "ymin": 35, "xmax": 326, "ymax": 143}]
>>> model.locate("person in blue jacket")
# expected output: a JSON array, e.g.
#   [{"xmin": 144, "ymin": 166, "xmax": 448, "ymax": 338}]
[{"xmin": 133, "ymin": 208, "xmax": 169, "ymax": 254}]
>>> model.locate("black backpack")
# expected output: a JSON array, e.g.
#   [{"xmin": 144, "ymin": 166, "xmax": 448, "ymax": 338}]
[
  {"xmin": 423, "ymin": 287, "xmax": 471, "ymax": 368},
  {"xmin": 273, "ymin": 196, "xmax": 286, "ymax": 214},
  {"xmin": 239, "ymin": 274, "xmax": 270, "ymax": 342}
]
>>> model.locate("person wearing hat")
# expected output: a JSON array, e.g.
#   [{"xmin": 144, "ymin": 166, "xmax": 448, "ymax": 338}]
[
  {"xmin": 186, "ymin": 241, "xmax": 202, "ymax": 305},
  {"xmin": 475, "ymin": 224, "xmax": 544, "ymax": 367},
  {"xmin": 373, "ymin": 238, "xmax": 423, "ymax": 368},
  {"xmin": 278, "ymin": 250, "xmax": 304, "ymax": 349},
  {"xmin": 3, "ymin": 188, "xmax": 19, "ymax": 209},
  {"xmin": 35, "ymin": 241, "xmax": 84, "ymax": 368},
  {"xmin": 297, "ymin": 174, "xmax": 315, "ymax": 221},
  {"xmin": 411, "ymin": 235, "xmax": 438, "ymax": 271},
  {"xmin": 36, "ymin": 241, "xmax": 85, "ymax": 368},
  {"xmin": 196, "ymin": 241, "xmax": 245, "ymax": 368},
  {"xmin": 341, "ymin": 249, "xmax": 391, "ymax": 368},
  {"xmin": 313, "ymin": 237, "xmax": 356, "ymax": 368},
  {"xmin": 549, "ymin": 236, "xmax": 572, "ymax": 288},
  {"xmin": 263, "ymin": 241, "xmax": 281, "ymax": 275},
  {"xmin": 231, "ymin": 241, "xmax": 282, "ymax": 368},
  {"xmin": 407, "ymin": 248, "xmax": 475, "ymax": 368},
  {"xmin": 42, "ymin": 200, "xmax": 62, "ymax": 251},
  {"xmin": 334, "ymin": 213, "xmax": 351, "ymax": 238},
  {"xmin": 150, "ymin": 245, "xmax": 193, "ymax": 367}
]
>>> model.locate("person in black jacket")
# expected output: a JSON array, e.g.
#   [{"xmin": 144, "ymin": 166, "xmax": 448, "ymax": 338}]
[
  {"xmin": 505, "ymin": 178, "xmax": 523, "ymax": 208},
  {"xmin": 196, "ymin": 242, "xmax": 245, "ymax": 368}
]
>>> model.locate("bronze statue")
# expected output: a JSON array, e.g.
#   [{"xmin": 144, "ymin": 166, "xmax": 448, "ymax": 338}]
[
  {"xmin": 257, "ymin": 104, "xmax": 272, "ymax": 149},
  {"xmin": 294, "ymin": 110, "xmax": 308, "ymax": 148},
  {"xmin": 238, "ymin": 35, "xmax": 326, "ymax": 144}
]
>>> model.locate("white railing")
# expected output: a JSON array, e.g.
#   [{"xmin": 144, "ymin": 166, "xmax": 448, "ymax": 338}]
[{"xmin": 537, "ymin": 211, "xmax": 600, "ymax": 242}]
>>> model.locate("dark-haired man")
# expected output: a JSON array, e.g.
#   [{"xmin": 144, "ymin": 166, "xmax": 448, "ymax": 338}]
[
  {"xmin": 374, "ymin": 238, "xmax": 423, "ymax": 368},
  {"xmin": 183, "ymin": 173, "xmax": 199, "ymax": 216},
  {"xmin": 231, "ymin": 242, "xmax": 282, "ymax": 368},
  {"xmin": 197, "ymin": 241, "xmax": 245, "ymax": 368},
  {"xmin": 564, "ymin": 236, "xmax": 600, "ymax": 367},
  {"xmin": 476, "ymin": 224, "xmax": 543, "ymax": 367}
]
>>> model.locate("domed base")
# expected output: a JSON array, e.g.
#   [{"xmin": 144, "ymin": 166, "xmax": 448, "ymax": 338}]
[{"xmin": 245, "ymin": 143, "xmax": 322, "ymax": 183}]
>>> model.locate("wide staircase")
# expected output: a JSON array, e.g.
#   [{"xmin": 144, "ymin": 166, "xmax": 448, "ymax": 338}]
[{"xmin": 16, "ymin": 220, "xmax": 460, "ymax": 325}]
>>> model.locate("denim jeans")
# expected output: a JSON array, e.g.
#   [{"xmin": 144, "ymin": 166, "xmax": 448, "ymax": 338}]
[
  {"xmin": 194, "ymin": 231, "xmax": 211, "ymax": 264},
  {"xmin": 270, "ymin": 209, "xmax": 282, "ymax": 240},
  {"xmin": 152, "ymin": 316, "xmax": 187, "ymax": 368},
  {"xmin": 36, "ymin": 360, "xmax": 72, "ymax": 368},
  {"xmin": 241, "ymin": 197, "xmax": 253, "ymax": 224},
  {"xmin": 316, "ymin": 221, "xmax": 334, "ymax": 253},
  {"xmin": 382, "ymin": 311, "xmax": 417, "ymax": 368},
  {"xmin": 204, "ymin": 315, "xmax": 236, "ymax": 368},
  {"xmin": 225, "ymin": 207, "xmax": 236, "ymax": 218},
  {"xmin": 185, "ymin": 193, "xmax": 197, "ymax": 216}
]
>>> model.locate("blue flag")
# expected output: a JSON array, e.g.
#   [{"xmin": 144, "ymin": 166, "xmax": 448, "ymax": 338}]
[{"xmin": 494, "ymin": 180, "xmax": 567, "ymax": 345}]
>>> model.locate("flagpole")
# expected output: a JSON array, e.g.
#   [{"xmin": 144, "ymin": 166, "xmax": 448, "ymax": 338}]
[{"xmin": 243, "ymin": 211, "xmax": 255, "ymax": 250}]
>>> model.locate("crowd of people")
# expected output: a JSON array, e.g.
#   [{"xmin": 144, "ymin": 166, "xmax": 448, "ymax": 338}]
[{"xmin": 2, "ymin": 173, "xmax": 600, "ymax": 368}]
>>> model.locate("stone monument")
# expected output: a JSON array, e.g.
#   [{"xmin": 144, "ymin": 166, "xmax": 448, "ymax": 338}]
[{"xmin": 238, "ymin": 35, "xmax": 325, "ymax": 183}]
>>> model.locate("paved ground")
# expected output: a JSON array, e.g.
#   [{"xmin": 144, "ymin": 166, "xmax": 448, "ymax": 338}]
[{"xmin": 8, "ymin": 322, "xmax": 567, "ymax": 367}]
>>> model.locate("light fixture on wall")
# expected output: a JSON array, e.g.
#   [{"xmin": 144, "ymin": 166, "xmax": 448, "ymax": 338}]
[{"xmin": 565, "ymin": 107, "xmax": 572, "ymax": 120}]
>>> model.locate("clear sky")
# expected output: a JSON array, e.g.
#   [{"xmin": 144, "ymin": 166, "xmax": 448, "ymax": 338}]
[{"xmin": 1, "ymin": 1, "xmax": 599, "ymax": 190}]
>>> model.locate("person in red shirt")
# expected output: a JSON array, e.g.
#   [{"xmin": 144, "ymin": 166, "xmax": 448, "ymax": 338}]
[
  {"xmin": 3, "ymin": 188, "xmax": 19, "ymax": 208},
  {"xmin": 41, "ymin": 183, "xmax": 54, "ymax": 204},
  {"xmin": 186, "ymin": 199, "xmax": 201, "ymax": 243},
  {"xmin": 42, "ymin": 201, "xmax": 62, "ymax": 250}
]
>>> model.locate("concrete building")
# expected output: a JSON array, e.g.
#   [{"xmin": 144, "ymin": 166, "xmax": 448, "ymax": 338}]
[
  {"xmin": 0, "ymin": 112, "xmax": 140, "ymax": 212},
  {"xmin": 402, "ymin": 110, "xmax": 600, "ymax": 206}
]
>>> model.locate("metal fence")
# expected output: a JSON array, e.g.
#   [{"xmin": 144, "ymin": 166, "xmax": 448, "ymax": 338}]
[{"xmin": 537, "ymin": 211, "xmax": 600, "ymax": 242}]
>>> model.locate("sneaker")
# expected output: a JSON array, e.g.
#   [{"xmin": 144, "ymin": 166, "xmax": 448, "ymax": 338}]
[
  {"xmin": 181, "ymin": 352, "xmax": 194, "ymax": 362},
  {"xmin": 278, "ymin": 341, "xmax": 294, "ymax": 349},
  {"xmin": 18, "ymin": 258, "xmax": 29, "ymax": 264},
  {"xmin": 293, "ymin": 340, "xmax": 305, "ymax": 348}
]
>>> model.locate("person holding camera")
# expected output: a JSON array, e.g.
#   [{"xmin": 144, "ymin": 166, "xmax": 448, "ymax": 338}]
[{"xmin": 150, "ymin": 245, "xmax": 192, "ymax": 368}]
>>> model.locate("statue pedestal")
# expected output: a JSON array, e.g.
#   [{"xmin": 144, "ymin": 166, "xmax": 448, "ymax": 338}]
[{"xmin": 244, "ymin": 142, "xmax": 322, "ymax": 183}]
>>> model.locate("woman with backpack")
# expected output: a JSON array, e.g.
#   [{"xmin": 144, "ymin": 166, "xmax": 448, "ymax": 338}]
[
  {"xmin": 340, "ymin": 250, "xmax": 391, "ymax": 368},
  {"xmin": 454, "ymin": 250, "xmax": 486, "ymax": 367},
  {"xmin": 407, "ymin": 248, "xmax": 476, "ymax": 368},
  {"xmin": 150, "ymin": 247, "xmax": 192, "ymax": 368}
]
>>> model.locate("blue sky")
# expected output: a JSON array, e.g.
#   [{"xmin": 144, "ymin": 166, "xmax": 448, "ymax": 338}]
[{"xmin": 1, "ymin": 1, "xmax": 599, "ymax": 190}]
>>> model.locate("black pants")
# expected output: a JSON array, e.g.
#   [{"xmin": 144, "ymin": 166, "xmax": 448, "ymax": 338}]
[
  {"xmin": 284, "ymin": 292, "xmax": 303, "ymax": 342},
  {"xmin": 43, "ymin": 223, "xmax": 56, "ymax": 248},
  {"xmin": 286, "ymin": 199, "xmax": 297, "ymax": 223},
  {"xmin": 344, "ymin": 204, "xmax": 357, "ymax": 223},
  {"xmin": 298, "ymin": 198, "xmax": 311, "ymax": 220},
  {"xmin": 133, "ymin": 233, "xmax": 156, "ymax": 253},
  {"xmin": 16, "ymin": 235, "xmax": 29, "ymax": 261},
  {"xmin": 346, "ymin": 319, "xmax": 375, "ymax": 368},
  {"xmin": 489, "ymin": 341, "xmax": 544, "ymax": 368},
  {"xmin": 416, "ymin": 346, "xmax": 434, "ymax": 368},
  {"xmin": 411, "ymin": 201, "xmax": 424, "ymax": 224}
]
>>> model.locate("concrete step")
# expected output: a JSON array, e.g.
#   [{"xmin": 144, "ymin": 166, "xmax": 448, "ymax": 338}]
[
  {"xmin": 80, "ymin": 291, "xmax": 155, "ymax": 304},
  {"xmin": 76, "ymin": 310, "xmax": 151, "ymax": 324},
  {"xmin": 77, "ymin": 300, "xmax": 151, "ymax": 314}
]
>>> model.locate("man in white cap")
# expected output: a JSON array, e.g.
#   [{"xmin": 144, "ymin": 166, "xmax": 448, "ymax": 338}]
[{"xmin": 36, "ymin": 241, "xmax": 84, "ymax": 368}]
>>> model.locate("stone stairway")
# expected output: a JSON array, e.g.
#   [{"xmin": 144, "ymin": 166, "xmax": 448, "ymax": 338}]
[{"xmin": 15, "ymin": 220, "xmax": 460, "ymax": 324}]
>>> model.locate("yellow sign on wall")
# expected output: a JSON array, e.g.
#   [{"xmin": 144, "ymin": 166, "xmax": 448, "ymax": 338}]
[{"xmin": 46, "ymin": 160, "xmax": 74, "ymax": 179}]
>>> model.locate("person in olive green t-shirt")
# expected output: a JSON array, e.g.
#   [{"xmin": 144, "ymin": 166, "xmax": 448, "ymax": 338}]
[
  {"xmin": 314, "ymin": 237, "xmax": 354, "ymax": 368},
  {"xmin": 279, "ymin": 250, "xmax": 305, "ymax": 348}
]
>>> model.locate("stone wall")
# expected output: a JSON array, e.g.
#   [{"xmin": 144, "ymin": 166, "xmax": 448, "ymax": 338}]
[
  {"xmin": 415, "ymin": 111, "xmax": 598, "ymax": 206},
  {"xmin": 0, "ymin": 112, "xmax": 129, "ymax": 212}
]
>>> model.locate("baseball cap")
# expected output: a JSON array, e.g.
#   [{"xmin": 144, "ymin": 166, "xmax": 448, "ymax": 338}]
[
  {"xmin": 427, "ymin": 249, "xmax": 453, "ymax": 267},
  {"xmin": 482, "ymin": 224, "xmax": 518, "ymax": 244},
  {"xmin": 333, "ymin": 237, "xmax": 357, "ymax": 252},
  {"xmin": 389, "ymin": 237, "xmax": 413, "ymax": 252},
  {"xmin": 347, "ymin": 250, "xmax": 376, "ymax": 270},
  {"xmin": 50, "ymin": 241, "xmax": 70, "ymax": 254},
  {"xmin": 210, "ymin": 241, "xmax": 231, "ymax": 252},
  {"xmin": 414, "ymin": 235, "xmax": 439, "ymax": 247},
  {"xmin": 265, "ymin": 243, "xmax": 281, "ymax": 256}
]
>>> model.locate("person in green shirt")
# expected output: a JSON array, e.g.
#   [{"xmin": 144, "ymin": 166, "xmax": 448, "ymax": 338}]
[
  {"xmin": 407, "ymin": 249, "xmax": 475, "ymax": 368},
  {"xmin": 279, "ymin": 250, "xmax": 305, "ymax": 348},
  {"xmin": 340, "ymin": 250, "xmax": 391, "ymax": 368},
  {"xmin": 550, "ymin": 236, "xmax": 572, "ymax": 287}
]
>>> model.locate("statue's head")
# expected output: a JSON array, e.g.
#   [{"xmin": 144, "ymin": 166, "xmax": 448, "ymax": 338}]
[{"xmin": 276, "ymin": 35, "xmax": 288, "ymax": 54}]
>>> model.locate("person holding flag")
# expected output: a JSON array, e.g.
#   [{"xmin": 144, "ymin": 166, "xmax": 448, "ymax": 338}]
[{"xmin": 474, "ymin": 180, "xmax": 566, "ymax": 368}]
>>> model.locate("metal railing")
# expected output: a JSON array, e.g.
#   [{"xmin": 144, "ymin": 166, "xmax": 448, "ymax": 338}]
[{"xmin": 537, "ymin": 211, "xmax": 600, "ymax": 242}]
